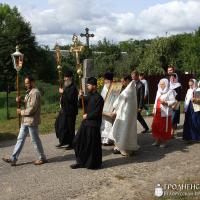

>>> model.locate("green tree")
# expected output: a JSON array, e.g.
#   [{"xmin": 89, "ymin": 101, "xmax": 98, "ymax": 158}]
[
  {"xmin": 34, "ymin": 46, "xmax": 57, "ymax": 83},
  {"xmin": 93, "ymin": 38, "xmax": 121, "ymax": 76},
  {"xmin": 0, "ymin": 3, "xmax": 37, "ymax": 91}
]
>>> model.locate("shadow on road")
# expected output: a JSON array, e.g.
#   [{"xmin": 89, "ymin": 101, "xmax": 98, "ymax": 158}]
[
  {"xmin": 47, "ymin": 154, "xmax": 75, "ymax": 163},
  {"xmin": 102, "ymin": 132, "xmax": 193, "ymax": 169},
  {"xmin": 0, "ymin": 133, "xmax": 16, "ymax": 148}
]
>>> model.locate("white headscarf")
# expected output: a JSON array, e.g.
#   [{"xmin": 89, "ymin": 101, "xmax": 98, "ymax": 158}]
[
  {"xmin": 154, "ymin": 78, "xmax": 172, "ymax": 111},
  {"xmin": 197, "ymin": 81, "xmax": 200, "ymax": 91},
  {"xmin": 184, "ymin": 79, "xmax": 197, "ymax": 112},
  {"xmin": 154, "ymin": 78, "xmax": 175, "ymax": 131},
  {"xmin": 157, "ymin": 78, "xmax": 170, "ymax": 95},
  {"xmin": 192, "ymin": 79, "xmax": 198, "ymax": 89},
  {"xmin": 169, "ymin": 73, "xmax": 181, "ymax": 90}
]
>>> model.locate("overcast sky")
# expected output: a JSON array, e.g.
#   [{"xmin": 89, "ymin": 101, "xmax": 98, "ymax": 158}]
[{"xmin": 2, "ymin": 0, "xmax": 200, "ymax": 47}]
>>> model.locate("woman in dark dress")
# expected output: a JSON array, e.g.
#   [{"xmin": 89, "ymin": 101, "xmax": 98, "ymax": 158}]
[{"xmin": 183, "ymin": 80, "xmax": 200, "ymax": 142}]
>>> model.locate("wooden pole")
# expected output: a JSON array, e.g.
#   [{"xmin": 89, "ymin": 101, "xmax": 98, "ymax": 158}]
[
  {"xmin": 76, "ymin": 57, "xmax": 85, "ymax": 114},
  {"xmin": 11, "ymin": 45, "xmax": 23, "ymax": 129},
  {"xmin": 16, "ymin": 72, "xmax": 21, "ymax": 128},
  {"xmin": 6, "ymin": 85, "xmax": 9, "ymax": 120},
  {"xmin": 77, "ymin": 69, "xmax": 85, "ymax": 114}
]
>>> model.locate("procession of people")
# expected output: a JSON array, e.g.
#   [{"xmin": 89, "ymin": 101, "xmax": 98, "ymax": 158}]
[{"xmin": 2, "ymin": 66, "xmax": 200, "ymax": 170}]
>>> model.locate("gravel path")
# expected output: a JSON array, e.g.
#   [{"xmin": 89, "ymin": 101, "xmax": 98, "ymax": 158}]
[{"xmin": 0, "ymin": 114, "xmax": 199, "ymax": 200}]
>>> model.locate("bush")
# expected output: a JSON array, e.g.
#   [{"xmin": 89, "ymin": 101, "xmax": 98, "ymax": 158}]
[{"xmin": 36, "ymin": 81, "xmax": 60, "ymax": 104}]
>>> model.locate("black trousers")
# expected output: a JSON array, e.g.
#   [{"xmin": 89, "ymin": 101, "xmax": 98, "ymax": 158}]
[{"xmin": 137, "ymin": 112, "xmax": 149, "ymax": 130}]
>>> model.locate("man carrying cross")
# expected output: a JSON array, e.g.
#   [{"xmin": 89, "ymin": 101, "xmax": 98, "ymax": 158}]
[{"xmin": 71, "ymin": 77, "xmax": 104, "ymax": 169}]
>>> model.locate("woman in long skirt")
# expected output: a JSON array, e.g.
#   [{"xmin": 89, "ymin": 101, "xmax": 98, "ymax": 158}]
[
  {"xmin": 183, "ymin": 80, "xmax": 200, "ymax": 142},
  {"xmin": 152, "ymin": 78, "xmax": 176, "ymax": 148}
]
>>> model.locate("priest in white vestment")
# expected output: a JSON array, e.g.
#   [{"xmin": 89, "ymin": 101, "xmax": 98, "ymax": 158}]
[
  {"xmin": 101, "ymin": 72, "xmax": 114, "ymax": 145},
  {"xmin": 109, "ymin": 80, "xmax": 139, "ymax": 156}
]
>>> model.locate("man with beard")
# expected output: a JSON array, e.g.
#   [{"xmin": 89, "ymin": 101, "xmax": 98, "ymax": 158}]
[
  {"xmin": 71, "ymin": 77, "xmax": 104, "ymax": 169},
  {"xmin": 55, "ymin": 71, "xmax": 78, "ymax": 150},
  {"xmin": 167, "ymin": 65, "xmax": 175, "ymax": 76},
  {"xmin": 2, "ymin": 76, "xmax": 47, "ymax": 166}
]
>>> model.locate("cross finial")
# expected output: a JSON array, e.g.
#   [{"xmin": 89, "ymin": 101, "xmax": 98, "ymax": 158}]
[
  {"xmin": 70, "ymin": 34, "xmax": 84, "ymax": 75},
  {"xmin": 80, "ymin": 27, "xmax": 94, "ymax": 47},
  {"xmin": 70, "ymin": 34, "xmax": 85, "ymax": 113},
  {"xmin": 72, "ymin": 33, "xmax": 79, "ymax": 47},
  {"xmin": 55, "ymin": 43, "xmax": 61, "ymax": 66}
]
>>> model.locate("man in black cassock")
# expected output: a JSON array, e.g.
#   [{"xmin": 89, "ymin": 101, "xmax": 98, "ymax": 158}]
[
  {"xmin": 71, "ymin": 77, "xmax": 104, "ymax": 169},
  {"xmin": 55, "ymin": 71, "xmax": 78, "ymax": 150}
]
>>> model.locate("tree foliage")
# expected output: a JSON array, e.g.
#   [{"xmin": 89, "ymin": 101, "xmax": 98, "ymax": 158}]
[
  {"xmin": 1, "ymin": 2, "xmax": 200, "ymax": 89},
  {"xmin": 0, "ymin": 3, "xmax": 57, "ymax": 91},
  {"xmin": 0, "ymin": 3, "xmax": 38, "ymax": 90}
]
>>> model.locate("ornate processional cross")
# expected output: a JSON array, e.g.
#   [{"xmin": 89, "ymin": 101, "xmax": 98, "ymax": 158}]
[
  {"xmin": 70, "ymin": 34, "xmax": 85, "ymax": 113},
  {"xmin": 55, "ymin": 44, "xmax": 63, "ymax": 88},
  {"xmin": 80, "ymin": 27, "xmax": 94, "ymax": 47}
]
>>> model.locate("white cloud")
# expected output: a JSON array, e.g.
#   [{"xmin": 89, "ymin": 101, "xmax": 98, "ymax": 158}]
[{"xmin": 17, "ymin": 0, "xmax": 200, "ymax": 47}]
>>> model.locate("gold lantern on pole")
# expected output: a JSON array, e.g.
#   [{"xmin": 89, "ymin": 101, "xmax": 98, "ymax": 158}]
[{"xmin": 11, "ymin": 45, "xmax": 24, "ymax": 128}]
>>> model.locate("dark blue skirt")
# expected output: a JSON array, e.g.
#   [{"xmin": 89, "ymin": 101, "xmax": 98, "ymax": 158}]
[
  {"xmin": 183, "ymin": 101, "xmax": 200, "ymax": 141},
  {"xmin": 172, "ymin": 107, "xmax": 180, "ymax": 125}
]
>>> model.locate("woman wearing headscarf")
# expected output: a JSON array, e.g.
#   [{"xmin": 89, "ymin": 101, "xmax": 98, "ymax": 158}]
[
  {"xmin": 183, "ymin": 79, "xmax": 200, "ymax": 142},
  {"xmin": 184, "ymin": 79, "xmax": 198, "ymax": 112},
  {"xmin": 152, "ymin": 78, "xmax": 176, "ymax": 148},
  {"xmin": 169, "ymin": 73, "xmax": 182, "ymax": 137}
]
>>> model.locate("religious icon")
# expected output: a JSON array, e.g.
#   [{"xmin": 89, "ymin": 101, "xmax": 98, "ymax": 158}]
[{"xmin": 103, "ymin": 82, "xmax": 122, "ymax": 116}]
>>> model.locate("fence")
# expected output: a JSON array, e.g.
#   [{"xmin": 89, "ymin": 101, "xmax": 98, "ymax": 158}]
[{"xmin": 146, "ymin": 74, "xmax": 193, "ymax": 104}]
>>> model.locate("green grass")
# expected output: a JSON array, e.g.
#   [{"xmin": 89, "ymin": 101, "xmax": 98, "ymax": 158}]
[
  {"xmin": 0, "ymin": 109, "xmax": 83, "ymax": 141},
  {"xmin": 0, "ymin": 80, "xmax": 186, "ymax": 141},
  {"xmin": 0, "ymin": 105, "xmax": 83, "ymax": 141},
  {"xmin": 0, "ymin": 81, "xmax": 83, "ymax": 141}
]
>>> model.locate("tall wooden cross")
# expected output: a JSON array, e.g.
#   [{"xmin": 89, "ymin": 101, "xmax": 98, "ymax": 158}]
[
  {"xmin": 70, "ymin": 34, "xmax": 85, "ymax": 113},
  {"xmin": 80, "ymin": 27, "xmax": 94, "ymax": 47}
]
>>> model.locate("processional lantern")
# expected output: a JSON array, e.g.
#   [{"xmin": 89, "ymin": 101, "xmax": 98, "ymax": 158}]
[
  {"xmin": 11, "ymin": 45, "xmax": 24, "ymax": 72},
  {"xmin": 11, "ymin": 45, "xmax": 24, "ymax": 128}
]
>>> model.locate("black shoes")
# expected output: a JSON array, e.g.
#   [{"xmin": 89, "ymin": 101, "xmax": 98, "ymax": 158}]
[
  {"xmin": 55, "ymin": 144, "xmax": 63, "ymax": 148},
  {"xmin": 112, "ymin": 149, "xmax": 121, "ymax": 154},
  {"xmin": 141, "ymin": 129, "xmax": 149, "ymax": 134},
  {"xmin": 56, "ymin": 144, "xmax": 72, "ymax": 149},
  {"xmin": 70, "ymin": 163, "xmax": 83, "ymax": 169},
  {"xmin": 65, "ymin": 146, "xmax": 73, "ymax": 150},
  {"xmin": 102, "ymin": 143, "xmax": 114, "ymax": 146}
]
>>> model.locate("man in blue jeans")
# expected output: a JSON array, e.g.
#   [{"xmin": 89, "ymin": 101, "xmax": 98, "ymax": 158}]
[{"xmin": 2, "ymin": 76, "xmax": 47, "ymax": 166}]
